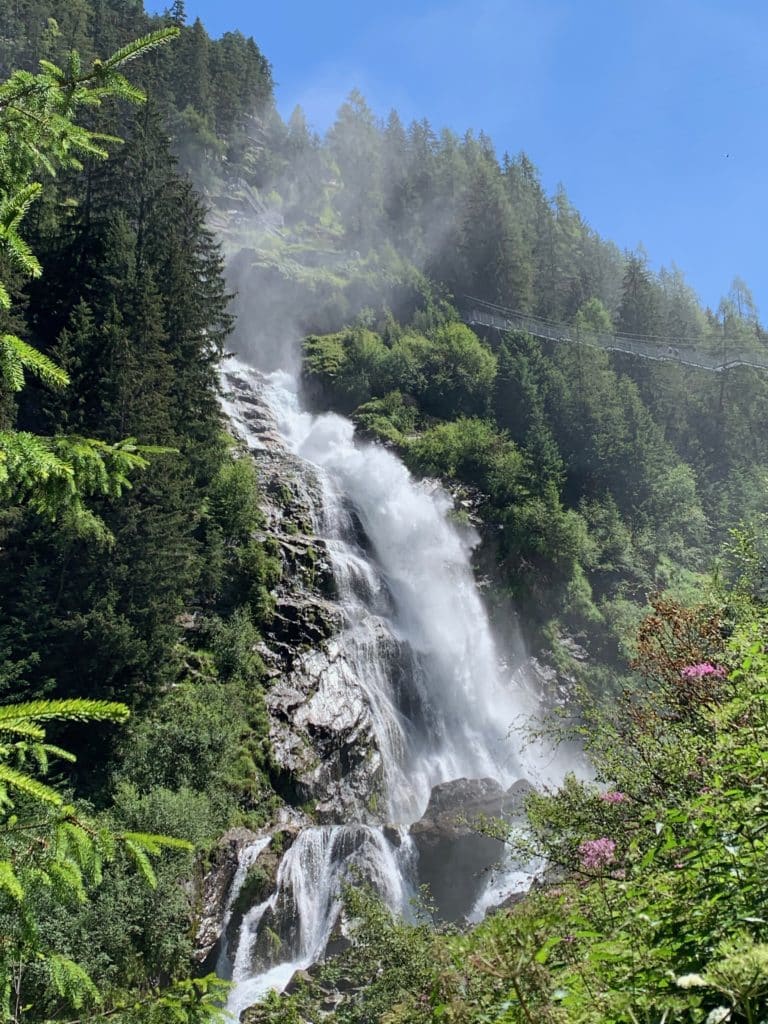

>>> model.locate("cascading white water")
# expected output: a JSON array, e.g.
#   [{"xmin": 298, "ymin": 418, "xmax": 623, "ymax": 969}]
[
  {"xmin": 260, "ymin": 369, "xmax": 526, "ymax": 816},
  {"xmin": 226, "ymin": 825, "xmax": 415, "ymax": 1021},
  {"xmin": 216, "ymin": 836, "xmax": 272, "ymax": 977},
  {"xmin": 222, "ymin": 356, "xmax": 558, "ymax": 1015}
]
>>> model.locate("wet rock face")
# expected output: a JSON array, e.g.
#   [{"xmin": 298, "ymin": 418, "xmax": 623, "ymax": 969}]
[
  {"xmin": 194, "ymin": 827, "xmax": 263, "ymax": 966},
  {"xmin": 241, "ymin": 961, "xmax": 358, "ymax": 1023},
  {"xmin": 267, "ymin": 641, "xmax": 384, "ymax": 821},
  {"xmin": 222, "ymin": 367, "xmax": 387, "ymax": 821},
  {"xmin": 244, "ymin": 826, "xmax": 388, "ymax": 979},
  {"xmin": 410, "ymin": 777, "xmax": 533, "ymax": 921}
]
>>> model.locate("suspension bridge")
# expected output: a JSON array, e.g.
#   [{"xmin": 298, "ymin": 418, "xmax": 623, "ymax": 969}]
[{"xmin": 462, "ymin": 297, "xmax": 768, "ymax": 373}]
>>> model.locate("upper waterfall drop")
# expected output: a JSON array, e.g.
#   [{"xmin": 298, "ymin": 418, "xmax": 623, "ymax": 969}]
[{"xmin": 236, "ymin": 361, "xmax": 529, "ymax": 820}]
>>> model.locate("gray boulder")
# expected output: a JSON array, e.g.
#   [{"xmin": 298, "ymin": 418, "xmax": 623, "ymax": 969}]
[{"xmin": 410, "ymin": 777, "xmax": 533, "ymax": 921}]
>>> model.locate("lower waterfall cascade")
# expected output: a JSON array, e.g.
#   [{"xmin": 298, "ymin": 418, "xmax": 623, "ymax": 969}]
[{"xmin": 219, "ymin": 357, "xmax": 570, "ymax": 1019}]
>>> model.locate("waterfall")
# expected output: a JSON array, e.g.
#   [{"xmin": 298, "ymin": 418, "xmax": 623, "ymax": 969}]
[
  {"xmin": 259, "ymin": 368, "xmax": 527, "ymax": 815},
  {"xmin": 226, "ymin": 825, "xmax": 415, "ymax": 1021},
  {"xmin": 216, "ymin": 836, "xmax": 272, "ymax": 978},
  {"xmin": 221, "ymin": 356, "xmax": 558, "ymax": 1016}
]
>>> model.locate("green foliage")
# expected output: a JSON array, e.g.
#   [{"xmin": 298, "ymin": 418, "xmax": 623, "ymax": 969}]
[
  {"xmin": 7, "ymin": 5, "xmax": 768, "ymax": 1024},
  {"xmin": 304, "ymin": 321, "xmax": 496, "ymax": 418},
  {"xmin": 0, "ymin": 432, "xmax": 162, "ymax": 542},
  {"xmin": 406, "ymin": 417, "xmax": 525, "ymax": 499},
  {"xmin": 0, "ymin": 697, "xmax": 237, "ymax": 1024},
  {"xmin": 209, "ymin": 451, "xmax": 264, "ymax": 541},
  {"xmin": 257, "ymin": 598, "xmax": 768, "ymax": 1024},
  {"xmin": 355, "ymin": 390, "xmax": 418, "ymax": 443},
  {"xmin": 0, "ymin": 28, "xmax": 181, "ymax": 537},
  {"xmin": 0, "ymin": 333, "xmax": 69, "ymax": 391},
  {"xmin": 0, "ymin": 21, "xmax": 256, "ymax": 1024}
]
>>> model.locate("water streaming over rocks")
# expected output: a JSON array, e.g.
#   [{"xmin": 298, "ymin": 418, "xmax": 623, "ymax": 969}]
[
  {"xmin": 219, "ymin": 357, "xmax": 565, "ymax": 1017},
  {"xmin": 215, "ymin": 837, "xmax": 272, "ymax": 978},
  {"xmin": 226, "ymin": 826, "xmax": 415, "ymax": 1021}
]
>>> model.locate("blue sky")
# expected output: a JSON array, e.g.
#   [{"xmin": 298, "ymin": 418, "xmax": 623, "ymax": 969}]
[{"xmin": 146, "ymin": 0, "xmax": 768, "ymax": 317}]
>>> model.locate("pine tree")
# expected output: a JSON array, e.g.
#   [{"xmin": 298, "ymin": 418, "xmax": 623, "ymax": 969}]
[
  {"xmin": 1, "ymin": 97, "xmax": 233, "ymax": 719},
  {"xmin": 617, "ymin": 251, "xmax": 661, "ymax": 336},
  {"xmin": 169, "ymin": 0, "xmax": 186, "ymax": 25},
  {"xmin": 0, "ymin": 28, "xmax": 179, "ymax": 537},
  {"xmin": 459, "ymin": 157, "xmax": 533, "ymax": 309},
  {"xmin": 328, "ymin": 89, "xmax": 384, "ymax": 248}
]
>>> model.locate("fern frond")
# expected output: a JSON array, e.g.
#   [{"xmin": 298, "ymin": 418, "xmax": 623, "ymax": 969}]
[
  {"xmin": 95, "ymin": 75, "xmax": 145, "ymax": 106},
  {"xmin": 48, "ymin": 858, "xmax": 86, "ymax": 903},
  {"xmin": 0, "ymin": 224, "xmax": 42, "ymax": 277},
  {"xmin": 37, "ymin": 59, "xmax": 66, "ymax": 81},
  {"xmin": 47, "ymin": 954, "xmax": 100, "ymax": 1009},
  {"xmin": 0, "ymin": 430, "xmax": 75, "ymax": 509},
  {"xmin": 0, "ymin": 859, "xmax": 23, "ymax": 901},
  {"xmin": 57, "ymin": 820, "xmax": 95, "ymax": 871},
  {"xmin": 29, "ymin": 739, "xmax": 50, "ymax": 774},
  {"xmin": 123, "ymin": 839, "xmax": 157, "ymax": 888},
  {"xmin": 0, "ymin": 184, "xmax": 44, "ymax": 277},
  {"xmin": 0, "ymin": 720, "xmax": 46, "ymax": 740},
  {"xmin": 0, "ymin": 335, "xmax": 69, "ymax": 390},
  {"xmin": 39, "ymin": 742, "xmax": 77, "ymax": 763},
  {"xmin": 0, "ymin": 338, "xmax": 24, "ymax": 390},
  {"xmin": 0, "ymin": 182, "xmax": 44, "ymax": 228},
  {"xmin": 121, "ymin": 831, "xmax": 193, "ymax": 855},
  {"xmin": 0, "ymin": 430, "xmax": 162, "ymax": 536},
  {"xmin": 97, "ymin": 826, "xmax": 117, "ymax": 863}
]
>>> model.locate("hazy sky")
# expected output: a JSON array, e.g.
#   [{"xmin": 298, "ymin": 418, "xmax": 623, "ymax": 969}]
[{"xmin": 146, "ymin": 0, "xmax": 768, "ymax": 317}]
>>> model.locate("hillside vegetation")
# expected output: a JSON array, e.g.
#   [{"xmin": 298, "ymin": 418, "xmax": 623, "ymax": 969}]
[{"xmin": 1, "ymin": 3, "xmax": 768, "ymax": 1023}]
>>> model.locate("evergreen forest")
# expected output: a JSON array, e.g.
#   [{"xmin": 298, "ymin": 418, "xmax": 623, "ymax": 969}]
[{"xmin": 2, "ymin": 3, "xmax": 768, "ymax": 1023}]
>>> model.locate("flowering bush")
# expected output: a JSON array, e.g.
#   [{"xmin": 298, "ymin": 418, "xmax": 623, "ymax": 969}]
[
  {"xmin": 599, "ymin": 790, "xmax": 628, "ymax": 804},
  {"xmin": 578, "ymin": 837, "xmax": 616, "ymax": 870},
  {"xmin": 263, "ymin": 599, "xmax": 768, "ymax": 1024},
  {"xmin": 681, "ymin": 662, "xmax": 726, "ymax": 678}
]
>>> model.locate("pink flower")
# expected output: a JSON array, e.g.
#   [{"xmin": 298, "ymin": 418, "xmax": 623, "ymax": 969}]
[
  {"xmin": 680, "ymin": 663, "xmax": 725, "ymax": 679},
  {"xmin": 599, "ymin": 790, "xmax": 627, "ymax": 804},
  {"xmin": 578, "ymin": 838, "xmax": 616, "ymax": 870}
]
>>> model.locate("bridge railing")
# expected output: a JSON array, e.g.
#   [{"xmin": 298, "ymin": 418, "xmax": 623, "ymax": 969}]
[{"xmin": 463, "ymin": 299, "xmax": 768, "ymax": 373}]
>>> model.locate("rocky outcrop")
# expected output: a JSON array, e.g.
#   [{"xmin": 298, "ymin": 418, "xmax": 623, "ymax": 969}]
[
  {"xmin": 528, "ymin": 630, "xmax": 588, "ymax": 710},
  {"xmin": 222, "ymin": 366, "xmax": 388, "ymax": 819},
  {"xmin": 410, "ymin": 777, "xmax": 533, "ymax": 921},
  {"xmin": 268, "ymin": 640, "xmax": 385, "ymax": 820},
  {"xmin": 198, "ymin": 818, "xmax": 312, "ymax": 971},
  {"xmin": 240, "ymin": 958, "xmax": 367, "ymax": 1023}
]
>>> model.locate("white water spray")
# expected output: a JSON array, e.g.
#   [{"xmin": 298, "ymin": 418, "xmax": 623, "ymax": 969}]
[
  {"xmin": 261, "ymin": 369, "xmax": 527, "ymax": 813},
  {"xmin": 226, "ymin": 825, "xmax": 414, "ymax": 1021}
]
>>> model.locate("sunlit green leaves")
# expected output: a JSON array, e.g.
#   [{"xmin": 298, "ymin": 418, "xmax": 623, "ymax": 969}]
[{"xmin": 0, "ymin": 431, "xmax": 173, "ymax": 539}]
